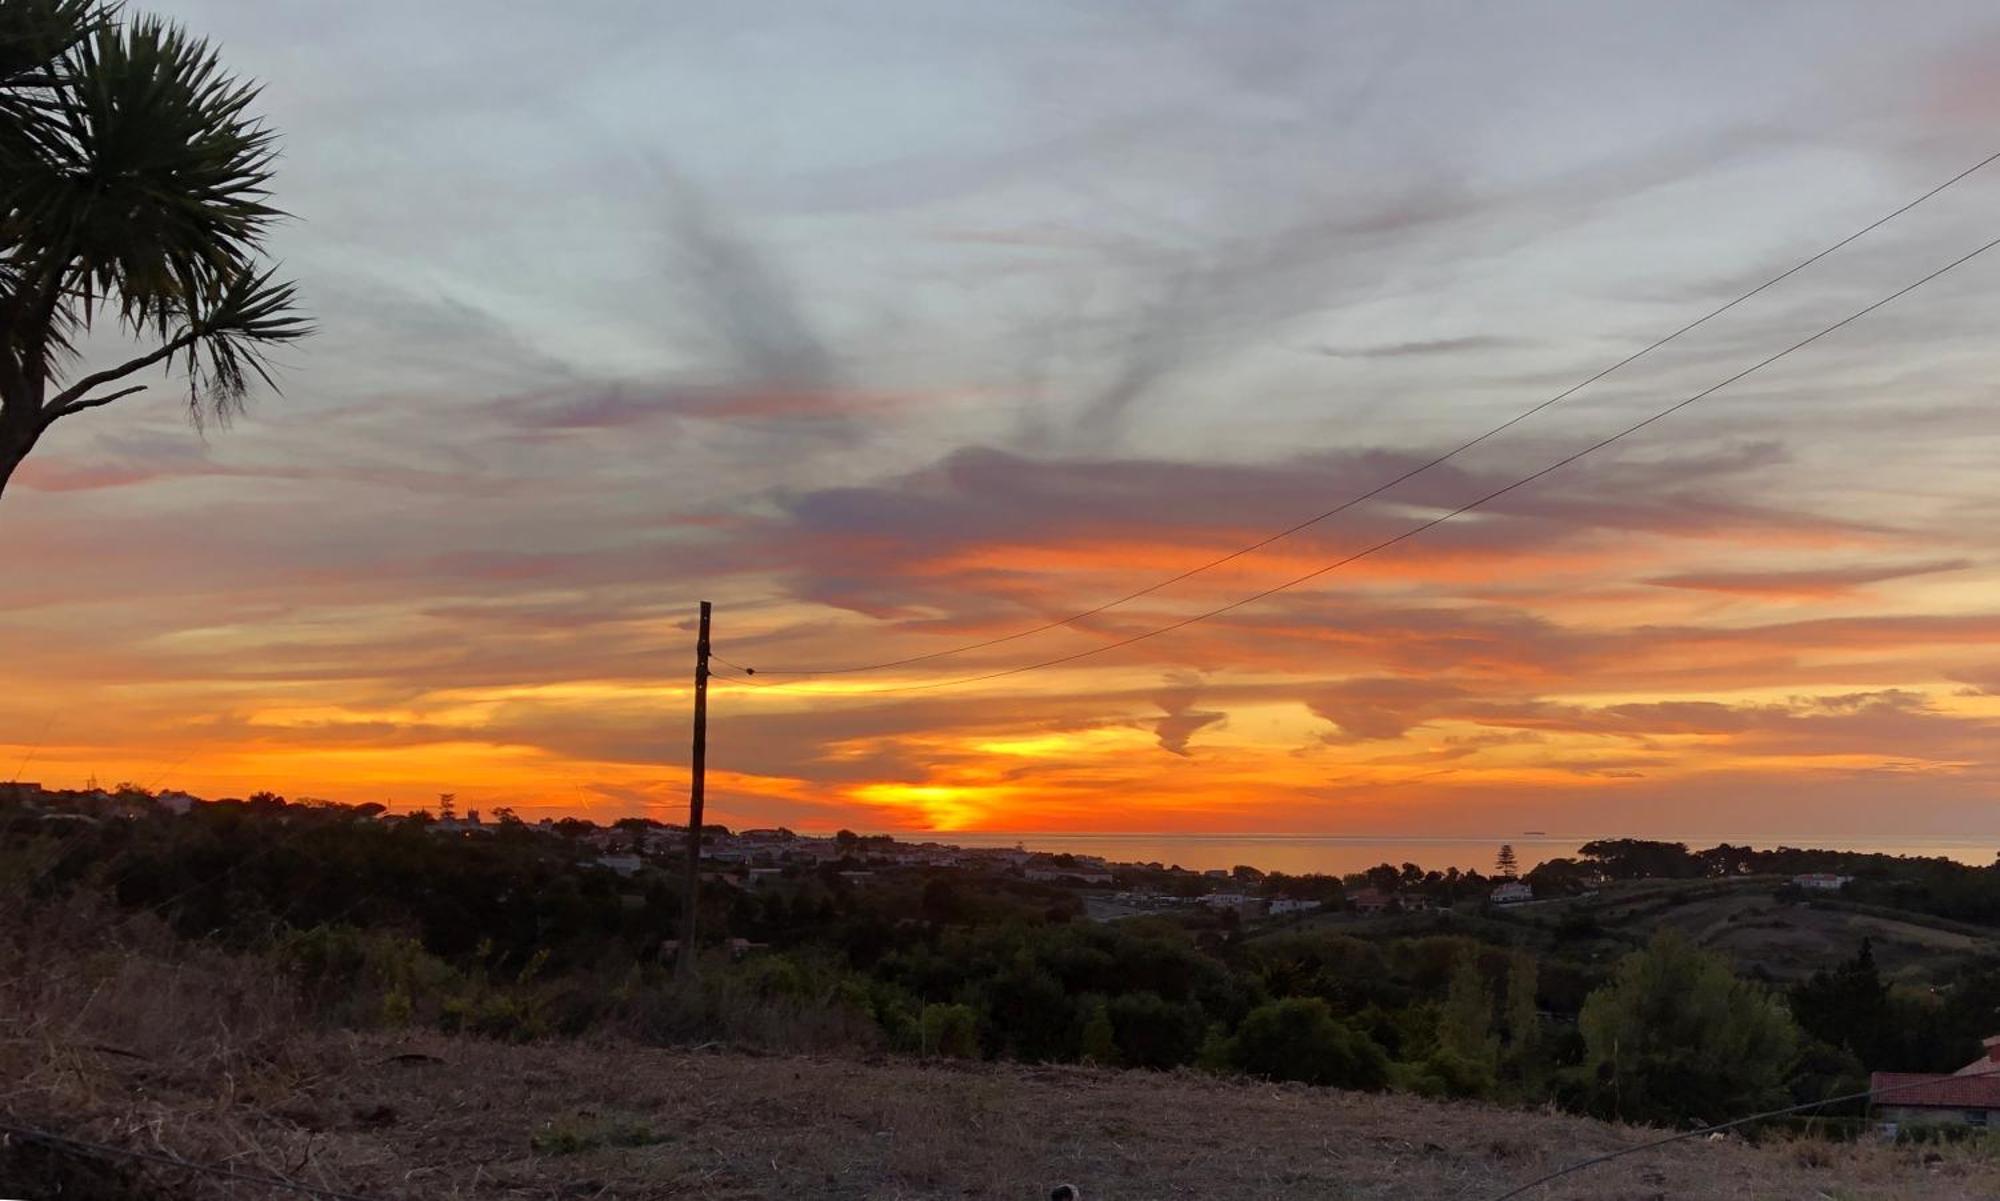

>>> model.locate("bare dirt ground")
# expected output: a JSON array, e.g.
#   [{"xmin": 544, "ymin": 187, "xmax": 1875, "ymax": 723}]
[{"xmin": 11, "ymin": 1030, "xmax": 2000, "ymax": 1201}]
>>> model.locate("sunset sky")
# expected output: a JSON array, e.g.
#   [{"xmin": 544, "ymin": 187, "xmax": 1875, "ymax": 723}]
[{"xmin": 10, "ymin": 2, "xmax": 2000, "ymax": 839}]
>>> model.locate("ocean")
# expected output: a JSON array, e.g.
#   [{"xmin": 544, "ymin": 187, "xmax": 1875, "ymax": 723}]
[{"xmin": 919, "ymin": 832, "xmax": 2000, "ymax": 876}]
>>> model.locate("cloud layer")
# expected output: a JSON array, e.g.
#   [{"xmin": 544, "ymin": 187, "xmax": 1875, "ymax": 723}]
[{"xmin": 8, "ymin": 1, "xmax": 2000, "ymax": 841}]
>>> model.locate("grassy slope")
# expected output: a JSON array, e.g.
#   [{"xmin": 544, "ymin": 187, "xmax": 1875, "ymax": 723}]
[
  {"xmin": 12, "ymin": 1028, "xmax": 2000, "ymax": 1201},
  {"xmin": 1468, "ymin": 878, "xmax": 2000, "ymax": 983}
]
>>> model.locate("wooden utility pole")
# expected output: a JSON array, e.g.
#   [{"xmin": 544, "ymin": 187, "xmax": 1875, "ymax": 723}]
[{"xmin": 676, "ymin": 600, "xmax": 711, "ymax": 979}]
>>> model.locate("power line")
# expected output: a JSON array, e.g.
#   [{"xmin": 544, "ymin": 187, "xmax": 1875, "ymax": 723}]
[
  {"xmin": 751, "ymin": 228, "xmax": 2000, "ymax": 696},
  {"xmin": 708, "ymin": 652, "xmax": 773, "ymax": 686},
  {"xmin": 0, "ymin": 1118, "xmax": 382, "ymax": 1201},
  {"xmin": 733, "ymin": 148, "xmax": 2000, "ymax": 677}
]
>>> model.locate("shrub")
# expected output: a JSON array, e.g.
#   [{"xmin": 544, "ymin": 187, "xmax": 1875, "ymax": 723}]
[
  {"xmin": 1079, "ymin": 997, "xmax": 1116, "ymax": 1065},
  {"xmin": 920, "ymin": 1002, "xmax": 981, "ymax": 1058},
  {"xmin": 1229, "ymin": 997, "xmax": 1390, "ymax": 1090},
  {"xmin": 1109, "ymin": 990, "xmax": 1204, "ymax": 1070}
]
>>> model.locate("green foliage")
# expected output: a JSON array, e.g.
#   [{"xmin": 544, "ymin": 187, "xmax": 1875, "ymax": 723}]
[
  {"xmin": 1427, "ymin": 951, "xmax": 1499, "ymax": 1098},
  {"xmin": 1108, "ymin": 991, "xmax": 1204, "ymax": 1070},
  {"xmin": 1195, "ymin": 1022, "xmax": 1232, "ymax": 1073},
  {"xmin": 275, "ymin": 923, "xmax": 457, "ymax": 1027},
  {"xmin": 531, "ymin": 1115, "xmax": 663, "ymax": 1156},
  {"xmin": 1437, "ymin": 951, "xmax": 1498, "ymax": 1065},
  {"xmin": 1229, "ymin": 998, "xmax": 1390, "ymax": 1091},
  {"xmin": 1579, "ymin": 929, "xmax": 1800, "ymax": 1123},
  {"xmin": 1079, "ymin": 997, "xmax": 1116, "ymax": 1065},
  {"xmin": 1503, "ymin": 950, "xmax": 1544, "ymax": 1089},
  {"xmin": 1401, "ymin": 1044, "xmax": 1497, "ymax": 1099},
  {"xmin": 920, "ymin": 1002, "xmax": 980, "ymax": 1059}
]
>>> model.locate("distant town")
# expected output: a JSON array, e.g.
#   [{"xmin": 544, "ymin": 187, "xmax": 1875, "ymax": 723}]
[{"xmin": 0, "ymin": 780, "xmax": 1588, "ymax": 921}]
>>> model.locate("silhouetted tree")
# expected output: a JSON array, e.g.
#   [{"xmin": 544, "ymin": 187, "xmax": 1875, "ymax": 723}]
[
  {"xmin": 1791, "ymin": 939, "xmax": 1897, "ymax": 1068},
  {"xmin": 0, "ymin": 3, "xmax": 308, "ymax": 501},
  {"xmin": 1579, "ymin": 929, "xmax": 1799, "ymax": 1123},
  {"xmin": 1494, "ymin": 844, "xmax": 1519, "ymax": 878}
]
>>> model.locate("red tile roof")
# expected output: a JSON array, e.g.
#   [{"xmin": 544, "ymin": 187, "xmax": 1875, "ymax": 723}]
[{"xmin": 1872, "ymin": 1072, "xmax": 2000, "ymax": 1109}]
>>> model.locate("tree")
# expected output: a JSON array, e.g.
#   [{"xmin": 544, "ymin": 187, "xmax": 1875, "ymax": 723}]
[
  {"xmin": 1495, "ymin": 844, "xmax": 1519, "ymax": 879},
  {"xmin": 0, "ymin": 3, "xmax": 309, "ymax": 501},
  {"xmin": 1790, "ymin": 939, "xmax": 1897, "ymax": 1069},
  {"xmin": 1229, "ymin": 997, "xmax": 1390, "ymax": 1091},
  {"xmin": 1437, "ymin": 951, "xmax": 1497, "ymax": 1062},
  {"xmin": 1427, "ymin": 950, "xmax": 1499, "ymax": 1097},
  {"xmin": 1579, "ymin": 929, "xmax": 1799, "ymax": 1123},
  {"xmin": 1503, "ymin": 950, "xmax": 1543, "ymax": 1088}
]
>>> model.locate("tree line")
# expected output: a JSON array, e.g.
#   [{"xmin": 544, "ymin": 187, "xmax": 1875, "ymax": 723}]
[{"xmin": 7, "ymin": 795, "xmax": 2000, "ymax": 1130}]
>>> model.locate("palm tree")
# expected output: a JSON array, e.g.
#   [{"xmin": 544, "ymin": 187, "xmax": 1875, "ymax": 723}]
[{"xmin": 0, "ymin": 1, "xmax": 308, "ymax": 502}]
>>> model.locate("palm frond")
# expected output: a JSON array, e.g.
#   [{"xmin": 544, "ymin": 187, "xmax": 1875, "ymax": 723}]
[
  {"xmin": 2, "ymin": 4, "xmax": 306, "ymax": 422},
  {"xmin": 172, "ymin": 263, "xmax": 311, "ymax": 425}
]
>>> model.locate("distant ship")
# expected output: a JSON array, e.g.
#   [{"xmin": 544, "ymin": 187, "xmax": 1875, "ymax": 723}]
[{"xmin": 1522, "ymin": 830, "xmax": 1547, "ymax": 836}]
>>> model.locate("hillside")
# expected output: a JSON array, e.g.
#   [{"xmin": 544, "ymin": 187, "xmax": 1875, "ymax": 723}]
[
  {"xmin": 8, "ymin": 1026, "xmax": 1999, "ymax": 1201},
  {"xmin": 1453, "ymin": 876, "xmax": 2000, "ymax": 984}
]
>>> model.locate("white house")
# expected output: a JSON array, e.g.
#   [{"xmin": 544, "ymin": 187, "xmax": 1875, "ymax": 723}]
[
  {"xmin": 1490, "ymin": 881, "xmax": 1534, "ymax": 905},
  {"xmin": 155, "ymin": 790, "xmax": 199, "ymax": 815},
  {"xmin": 1268, "ymin": 898, "xmax": 1322, "ymax": 916},
  {"xmin": 595, "ymin": 854, "xmax": 643, "ymax": 877},
  {"xmin": 1792, "ymin": 873, "xmax": 1852, "ymax": 891}
]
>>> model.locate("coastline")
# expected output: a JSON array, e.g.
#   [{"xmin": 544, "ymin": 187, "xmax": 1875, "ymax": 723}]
[{"xmin": 892, "ymin": 831, "xmax": 2000, "ymax": 876}]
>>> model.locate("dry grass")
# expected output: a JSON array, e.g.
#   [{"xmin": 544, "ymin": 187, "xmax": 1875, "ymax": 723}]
[
  {"xmin": 6, "ymin": 897, "xmax": 2000, "ymax": 1199},
  {"xmin": 11, "ymin": 1023, "xmax": 2000, "ymax": 1199}
]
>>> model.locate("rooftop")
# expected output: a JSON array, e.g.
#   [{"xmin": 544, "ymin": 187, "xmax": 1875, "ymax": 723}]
[{"xmin": 1871, "ymin": 1071, "xmax": 2000, "ymax": 1109}]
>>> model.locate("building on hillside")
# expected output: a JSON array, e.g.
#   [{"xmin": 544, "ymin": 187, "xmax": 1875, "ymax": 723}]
[
  {"xmin": 1871, "ymin": 1072, "xmax": 2000, "ymax": 1133},
  {"xmin": 1792, "ymin": 872, "xmax": 1852, "ymax": 891},
  {"xmin": 430, "ymin": 816, "xmax": 493, "ymax": 837},
  {"xmin": 1345, "ymin": 887, "xmax": 1393, "ymax": 916},
  {"xmin": 1267, "ymin": 897, "xmax": 1322, "ymax": 916},
  {"xmin": 155, "ymin": 790, "xmax": 199, "ymax": 815},
  {"xmin": 595, "ymin": 854, "xmax": 643, "ymax": 876},
  {"xmin": 1956, "ymin": 1035, "xmax": 2000, "ymax": 1076},
  {"xmin": 1490, "ymin": 881, "xmax": 1534, "ymax": 906},
  {"xmin": 747, "ymin": 867, "xmax": 786, "ymax": 889},
  {"xmin": 1870, "ymin": 1036, "xmax": 2000, "ymax": 1134}
]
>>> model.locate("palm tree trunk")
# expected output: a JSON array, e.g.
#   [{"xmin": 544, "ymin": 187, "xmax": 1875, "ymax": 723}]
[{"xmin": 0, "ymin": 414, "xmax": 43, "ymax": 502}]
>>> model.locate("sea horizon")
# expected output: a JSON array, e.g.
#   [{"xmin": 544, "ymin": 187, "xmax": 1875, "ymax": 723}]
[{"xmin": 893, "ymin": 830, "xmax": 2000, "ymax": 876}]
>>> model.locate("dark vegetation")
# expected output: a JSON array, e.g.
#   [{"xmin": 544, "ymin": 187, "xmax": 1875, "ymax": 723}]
[{"xmin": 8, "ymin": 791, "xmax": 2000, "ymax": 1133}]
